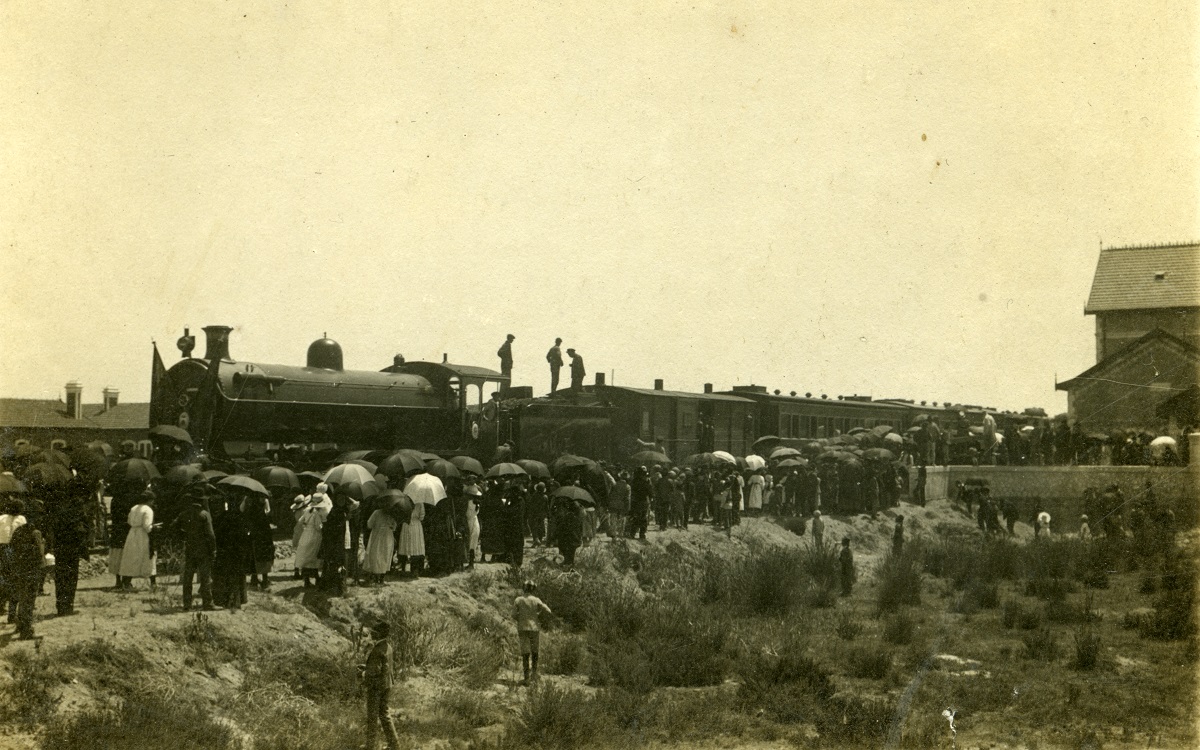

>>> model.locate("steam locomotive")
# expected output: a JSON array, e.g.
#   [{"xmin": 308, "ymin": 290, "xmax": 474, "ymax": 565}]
[{"xmin": 150, "ymin": 325, "xmax": 612, "ymax": 468}]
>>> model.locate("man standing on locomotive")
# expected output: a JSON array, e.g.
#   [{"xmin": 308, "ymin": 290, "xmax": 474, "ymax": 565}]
[
  {"xmin": 566, "ymin": 348, "xmax": 586, "ymax": 396},
  {"xmin": 497, "ymin": 334, "xmax": 515, "ymax": 383},
  {"xmin": 546, "ymin": 337, "xmax": 564, "ymax": 394}
]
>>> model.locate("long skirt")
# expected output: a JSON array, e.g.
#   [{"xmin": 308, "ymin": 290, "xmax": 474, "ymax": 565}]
[
  {"xmin": 118, "ymin": 528, "xmax": 156, "ymax": 578},
  {"xmin": 363, "ymin": 519, "xmax": 396, "ymax": 575},
  {"xmin": 467, "ymin": 517, "xmax": 480, "ymax": 556}
]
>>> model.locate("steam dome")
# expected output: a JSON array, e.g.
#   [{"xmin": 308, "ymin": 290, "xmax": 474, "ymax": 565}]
[{"xmin": 307, "ymin": 337, "xmax": 344, "ymax": 371}]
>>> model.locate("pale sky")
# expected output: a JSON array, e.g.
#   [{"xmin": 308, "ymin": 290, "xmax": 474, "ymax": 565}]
[{"xmin": 3, "ymin": 2, "xmax": 1197, "ymax": 414}]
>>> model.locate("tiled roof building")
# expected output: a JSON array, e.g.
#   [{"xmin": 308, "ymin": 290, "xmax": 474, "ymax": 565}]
[
  {"xmin": 0, "ymin": 383, "xmax": 150, "ymax": 453},
  {"xmin": 1084, "ymin": 242, "xmax": 1199, "ymax": 359},
  {"xmin": 1059, "ymin": 243, "xmax": 1200, "ymax": 432}
]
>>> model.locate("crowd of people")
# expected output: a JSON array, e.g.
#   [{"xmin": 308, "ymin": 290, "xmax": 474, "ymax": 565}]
[{"xmin": 907, "ymin": 414, "xmax": 1191, "ymax": 468}]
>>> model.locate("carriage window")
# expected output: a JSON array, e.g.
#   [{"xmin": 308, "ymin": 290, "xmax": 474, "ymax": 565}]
[
  {"xmin": 447, "ymin": 377, "xmax": 462, "ymax": 409},
  {"xmin": 466, "ymin": 384, "xmax": 483, "ymax": 414},
  {"xmin": 641, "ymin": 409, "xmax": 652, "ymax": 438},
  {"xmin": 137, "ymin": 440, "xmax": 153, "ymax": 459}
]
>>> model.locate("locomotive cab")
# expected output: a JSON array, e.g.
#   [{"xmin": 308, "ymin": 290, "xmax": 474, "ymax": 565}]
[{"xmin": 381, "ymin": 360, "xmax": 509, "ymax": 457}]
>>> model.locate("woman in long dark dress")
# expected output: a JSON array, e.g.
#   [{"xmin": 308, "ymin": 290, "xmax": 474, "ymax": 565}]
[
  {"xmin": 213, "ymin": 499, "xmax": 250, "ymax": 612},
  {"xmin": 478, "ymin": 480, "xmax": 506, "ymax": 563},
  {"xmin": 244, "ymin": 493, "xmax": 275, "ymax": 590},
  {"xmin": 551, "ymin": 496, "xmax": 582, "ymax": 566}
]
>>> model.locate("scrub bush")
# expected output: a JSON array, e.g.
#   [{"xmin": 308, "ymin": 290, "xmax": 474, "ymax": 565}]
[
  {"xmin": 41, "ymin": 691, "xmax": 239, "ymax": 750},
  {"xmin": 846, "ymin": 644, "xmax": 892, "ymax": 679},
  {"xmin": 1023, "ymin": 627, "xmax": 1060, "ymax": 660},
  {"xmin": 1073, "ymin": 624, "xmax": 1101, "ymax": 670},
  {"xmin": 883, "ymin": 612, "xmax": 915, "ymax": 645},
  {"xmin": 877, "ymin": 550, "xmax": 923, "ymax": 612},
  {"xmin": 836, "ymin": 610, "xmax": 863, "ymax": 640}
]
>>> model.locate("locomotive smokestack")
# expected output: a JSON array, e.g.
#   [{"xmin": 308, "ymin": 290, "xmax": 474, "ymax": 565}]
[
  {"xmin": 654, "ymin": 379, "xmax": 664, "ymax": 391},
  {"xmin": 202, "ymin": 326, "xmax": 233, "ymax": 361}
]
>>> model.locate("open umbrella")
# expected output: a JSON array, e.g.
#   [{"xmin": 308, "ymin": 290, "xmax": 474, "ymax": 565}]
[
  {"xmin": 298, "ymin": 470, "xmax": 325, "ymax": 486},
  {"xmin": 164, "ymin": 464, "xmax": 206, "ymax": 486},
  {"xmin": 744, "ymin": 455, "xmax": 767, "ymax": 470},
  {"xmin": 769, "ymin": 447, "xmax": 802, "ymax": 459},
  {"xmin": 149, "ymin": 425, "xmax": 193, "ymax": 444},
  {"xmin": 912, "ymin": 414, "xmax": 930, "ymax": 424},
  {"xmin": 41, "ymin": 448, "xmax": 71, "ymax": 467},
  {"xmin": 86, "ymin": 441, "xmax": 114, "ymax": 459},
  {"xmin": 23, "ymin": 461, "xmax": 73, "ymax": 487},
  {"xmin": 883, "ymin": 433, "xmax": 904, "ymax": 445},
  {"xmin": 252, "ymin": 465, "xmax": 301, "ymax": 492},
  {"xmin": 379, "ymin": 452, "xmax": 425, "ymax": 479},
  {"xmin": 218, "ymin": 475, "xmax": 271, "ymax": 497},
  {"xmin": 108, "ymin": 458, "xmax": 161, "ymax": 486},
  {"xmin": 486, "ymin": 462, "xmax": 528, "ymax": 478},
  {"xmin": 553, "ymin": 485, "xmax": 595, "ymax": 507},
  {"xmin": 861, "ymin": 448, "xmax": 896, "ymax": 461},
  {"xmin": 342, "ymin": 459, "xmax": 378, "ymax": 474},
  {"xmin": 711, "ymin": 450, "xmax": 737, "ymax": 465},
  {"xmin": 0, "ymin": 474, "xmax": 26, "ymax": 494},
  {"xmin": 906, "ymin": 425, "xmax": 923, "ymax": 434},
  {"xmin": 69, "ymin": 448, "xmax": 110, "ymax": 483},
  {"xmin": 516, "ymin": 459, "xmax": 551, "ymax": 479},
  {"xmin": 324, "ymin": 463, "xmax": 377, "ymax": 486},
  {"xmin": 870, "ymin": 425, "xmax": 895, "ymax": 437},
  {"xmin": 378, "ymin": 489, "xmax": 414, "ymax": 519},
  {"xmin": 449, "ymin": 456, "xmax": 485, "ymax": 476},
  {"xmin": 336, "ymin": 449, "xmax": 390, "ymax": 464},
  {"xmin": 404, "ymin": 473, "xmax": 447, "ymax": 505},
  {"xmin": 752, "ymin": 435, "xmax": 782, "ymax": 451},
  {"xmin": 550, "ymin": 454, "xmax": 596, "ymax": 475},
  {"xmin": 629, "ymin": 450, "xmax": 671, "ymax": 467},
  {"xmin": 1150, "ymin": 436, "xmax": 1177, "ymax": 447},
  {"xmin": 202, "ymin": 469, "xmax": 229, "ymax": 481},
  {"xmin": 777, "ymin": 457, "xmax": 809, "ymax": 468},
  {"xmin": 683, "ymin": 453, "xmax": 720, "ymax": 468},
  {"xmin": 338, "ymin": 480, "xmax": 382, "ymax": 501},
  {"xmin": 425, "ymin": 459, "xmax": 462, "ymax": 480}
]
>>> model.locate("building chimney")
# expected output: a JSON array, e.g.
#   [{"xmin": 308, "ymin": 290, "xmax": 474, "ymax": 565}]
[
  {"xmin": 65, "ymin": 381, "xmax": 83, "ymax": 419},
  {"xmin": 102, "ymin": 387, "xmax": 119, "ymax": 410},
  {"xmin": 202, "ymin": 325, "xmax": 233, "ymax": 361},
  {"xmin": 654, "ymin": 379, "xmax": 664, "ymax": 391},
  {"xmin": 443, "ymin": 353, "xmax": 449, "ymax": 364},
  {"xmin": 595, "ymin": 373, "xmax": 606, "ymax": 386},
  {"xmin": 703, "ymin": 383, "xmax": 713, "ymax": 394}
]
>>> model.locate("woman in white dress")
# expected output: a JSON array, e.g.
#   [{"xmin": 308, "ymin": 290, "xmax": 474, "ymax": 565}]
[
  {"xmin": 294, "ymin": 485, "xmax": 331, "ymax": 587},
  {"xmin": 363, "ymin": 506, "xmax": 397, "ymax": 584},
  {"xmin": 397, "ymin": 500, "xmax": 426, "ymax": 577},
  {"xmin": 747, "ymin": 471, "xmax": 765, "ymax": 515},
  {"xmin": 465, "ymin": 485, "xmax": 481, "ymax": 567},
  {"xmin": 118, "ymin": 491, "xmax": 157, "ymax": 589}
]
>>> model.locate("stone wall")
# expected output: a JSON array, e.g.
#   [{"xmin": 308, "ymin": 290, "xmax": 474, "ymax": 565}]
[{"xmin": 920, "ymin": 448, "xmax": 1199, "ymax": 529}]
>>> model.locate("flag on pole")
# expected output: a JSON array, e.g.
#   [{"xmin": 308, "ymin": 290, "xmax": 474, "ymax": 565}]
[{"xmin": 150, "ymin": 342, "xmax": 168, "ymax": 428}]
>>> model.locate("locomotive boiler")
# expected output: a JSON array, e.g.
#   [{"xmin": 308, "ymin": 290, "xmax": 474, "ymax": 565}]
[{"xmin": 151, "ymin": 325, "xmax": 511, "ymax": 463}]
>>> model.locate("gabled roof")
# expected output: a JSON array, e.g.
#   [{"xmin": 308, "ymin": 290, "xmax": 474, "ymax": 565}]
[
  {"xmin": 0, "ymin": 399, "xmax": 150, "ymax": 430},
  {"xmin": 1084, "ymin": 243, "xmax": 1200, "ymax": 313},
  {"xmin": 1056, "ymin": 328, "xmax": 1200, "ymax": 391}
]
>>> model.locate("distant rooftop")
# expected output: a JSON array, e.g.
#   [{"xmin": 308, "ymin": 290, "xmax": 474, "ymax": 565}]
[
  {"xmin": 0, "ymin": 399, "xmax": 149, "ymax": 430},
  {"xmin": 1084, "ymin": 242, "xmax": 1200, "ymax": 313}
]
